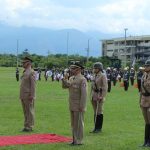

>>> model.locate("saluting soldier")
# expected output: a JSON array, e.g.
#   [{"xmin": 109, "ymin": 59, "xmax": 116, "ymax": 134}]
[
  {"xmin": 62, "ymin": 61, "xmax": 87, "ymax": 146},
  {"xmin": 140, "ymin": 60, "xmax": 150, "ymax": 147},
  {"xmin": 90, "ymin": 62, "xmax": 108, "ymax": 133},
  {"xmin": 20, "ymin": 57, "xmax": 36, "ymax": 132}
]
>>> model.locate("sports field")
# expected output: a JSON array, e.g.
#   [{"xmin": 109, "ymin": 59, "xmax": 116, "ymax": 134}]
[{"xmin": 0, "ymin": 67, "xmax": 144, "ymax": 150}]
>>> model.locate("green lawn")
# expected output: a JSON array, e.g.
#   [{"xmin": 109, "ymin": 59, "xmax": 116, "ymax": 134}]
[{"xmin": 0, "ymin": 67, "xmax": 145, "ymax": 150}]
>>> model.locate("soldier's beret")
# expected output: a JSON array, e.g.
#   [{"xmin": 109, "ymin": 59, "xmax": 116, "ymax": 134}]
[
  {"xmin": 22, "ymin": 57, "xmax": 33, "ymax": 63},
  {"xmin": 70, "ymin": 61, "xmax": 84, "ymax": 69}
]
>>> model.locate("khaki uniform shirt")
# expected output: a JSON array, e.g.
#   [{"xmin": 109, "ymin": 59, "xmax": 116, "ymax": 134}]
[
  {"xmin": 91, "ymin": 72, "xmax": 108, "ymax": 101},
  {"xmin": 140, "ymin": 72, "xmax": 150, "ymax": 107},
  {"xmin": 20, "ymin": 69, "xmax": 36, "ymax": 100},
  {"xmin": 62, "ymin": 73, "xmax": 87, "ymax": 111}
]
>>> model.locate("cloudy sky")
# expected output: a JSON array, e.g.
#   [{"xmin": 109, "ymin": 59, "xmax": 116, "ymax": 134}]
[{"xmin": 0, "ymin": 0, "xmax": 150, "ymax": 35}]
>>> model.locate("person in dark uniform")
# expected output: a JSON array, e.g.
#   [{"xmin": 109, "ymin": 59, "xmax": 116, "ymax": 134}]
[
  {"xmin": 16, "ymin": 68, "xmax": 19, "ymax": 81},
  {"xmin": 140, "ymin": 60, "xmax": 150, "ymax": 147},
  {"xmin": 44, "ymin": 68, "xmax": 48, "ymax": 81},
  {"xmin": 130, "ymin": 67, "xmax": 135, "ymax": 86},
  {"xmin": 106, "ymin": 67, "xmax": 112, "ymax": 92},
  {"xmin": 123, "ymin": 67, "xmax": 130, "ymax": 91},
  {"xmin": 112, "ymin": 68, "xmax": 118, "ymax": 86},
  {"xmin": 51, "ymin": 69, "xmax": 55, "ymax": 81},
  {"xmin": 38, "ymin": 68, "xmax": 41, "ymax": 81},
  {"xmin": 90, "ymin": 62, "xmax": 108, "ymax": 133},
  {"xmin": 118, "ymin": 68, "xmax": 123, "ymax": 82},
  {"xmin": 137, "ymin": 67, "xmax": 144, "ymax": 92}
]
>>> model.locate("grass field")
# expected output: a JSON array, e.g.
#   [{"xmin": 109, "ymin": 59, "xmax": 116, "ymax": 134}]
[{"xmin": 0, "ymin": 67, "xmax": 146, "ymax": 150}]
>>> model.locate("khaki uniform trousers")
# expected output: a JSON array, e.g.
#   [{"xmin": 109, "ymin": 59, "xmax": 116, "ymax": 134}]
[
  {"xmin": 21, "ymin": 99, "xmax": 34, "ymax": 129},
  {"xmin": 141, "ymin": 107, "xmax": 150, "ymax": 124},
  {"xmin": 140, "ymin": 95, "xmax": 150, "ymax": 124},
  {"xmin": 70, "ymin": 111, "xmax": 84, "ymax": 144},
  {"xmin": 91, "ymin": 100, "xmax": 104, "ymax": 115}
]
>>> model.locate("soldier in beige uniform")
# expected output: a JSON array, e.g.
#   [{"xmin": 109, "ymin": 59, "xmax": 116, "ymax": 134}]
[
  {"xmin": 90, "ymin": 62, "xmax": 108, "ymax": 133},
  {"xmin": 140, "ymin": 60, "xmax": 150, "ymax": 147},
  {"xmin": 20, "ymin": 57, "xmax": 36, "ymax": 132},
  {"xmin": 62, "ymin": 62, "xmax": 87, "ymax": 146}
]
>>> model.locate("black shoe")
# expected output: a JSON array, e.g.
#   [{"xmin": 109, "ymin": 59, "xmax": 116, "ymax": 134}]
[
  {"xmin": 139, "ymin": 143, "xmax": 147, "ymax": 147},
  {"xmin": 93, "ymin": 129, "xmax": 102, "ymax": 133},
  {"xmin": 22, "ymin": 128, "xmax": 32, "ymax": 132},
  {"xmin": 72, "ymin": 143, "xmax": 83, "ymax": 146},
  {"xmin": 90, "ymin": 129, "xmax": 102, "ymax": 133},
  {"xmin": 69, "ymin": 141, "xmax": 78, "ymax": 146},
  {"xmin": 90, "ymin": 129, "xmax": 96, "ymax": 133},
  {"xmin": 145, "ymin": 142, "xmax": 150, "ymax": 147}
]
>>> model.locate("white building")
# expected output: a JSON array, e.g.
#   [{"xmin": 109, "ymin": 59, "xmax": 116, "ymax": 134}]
[{"xmin": 101, "ymin": 35, "xmax": 150, "ymax": 66}]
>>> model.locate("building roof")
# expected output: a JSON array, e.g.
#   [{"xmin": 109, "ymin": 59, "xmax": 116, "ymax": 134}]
[{"xmin": 101, "ymin": 35, "xmax": 150, "ymax": 42}]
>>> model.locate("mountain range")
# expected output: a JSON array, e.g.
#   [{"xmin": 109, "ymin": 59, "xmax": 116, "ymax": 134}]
[{"xmin": 0, "ymin": 24, "xmax": 121, "ymax": 57}]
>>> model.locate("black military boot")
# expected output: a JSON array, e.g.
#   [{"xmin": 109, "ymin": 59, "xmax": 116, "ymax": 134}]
[
  {"xmin": 94, "ymin": 114, "xmax": 103, "ymax": 133},
  {"xmin": 90, "ymin": 114, "xmax": 103, "ymax": 133},
  {"xmin": 142, "ymin": 124, "xmax": 149, "ymax": 147}
]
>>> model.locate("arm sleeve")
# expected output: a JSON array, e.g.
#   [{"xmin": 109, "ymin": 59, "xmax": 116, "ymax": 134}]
[
  {"xmin": 80, "ymin": 79, "xmax": 87, "ymax": 111},
  {"xmin": 101, "ymin": 75, "xmax": 108, "ymax": 98},
  {"xmin": 30, "ymin": 72, "xmax": 36, "ymax": 99}
]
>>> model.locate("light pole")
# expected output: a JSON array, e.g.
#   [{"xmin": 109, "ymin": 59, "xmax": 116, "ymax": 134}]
[
  {"xmin": 86, "ymin": 38, "xmax": 91, "ymax": 63},
  {"xmin": 124, "ymin": 28, "xmax": 128, "ymax": 67},
  {"xmin": 16, "ymin": 39, "xmax": 19, "ymax": 68},
  {"xmin": 66, "ymin": 32, "xmax": 69, "ymax": 66}
]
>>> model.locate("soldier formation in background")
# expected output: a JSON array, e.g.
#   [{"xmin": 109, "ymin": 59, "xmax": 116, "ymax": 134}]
[
  {"xmin": 15, "ymin": 65, "xmax": 146, "ymax": 94},
  {"xmin": 16, "ymin": 62, "xmax": 147, "ymax": 97}
]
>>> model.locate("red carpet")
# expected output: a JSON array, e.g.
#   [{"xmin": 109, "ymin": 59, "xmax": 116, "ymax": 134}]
[{"xmin": 0, "ymin": 134, "xmax": 71, "ymax": 147}]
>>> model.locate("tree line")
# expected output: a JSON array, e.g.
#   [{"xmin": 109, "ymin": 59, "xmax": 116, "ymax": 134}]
[{"xmin": 0, "ymin": 50, "xmax": 121, "ymax": 69}]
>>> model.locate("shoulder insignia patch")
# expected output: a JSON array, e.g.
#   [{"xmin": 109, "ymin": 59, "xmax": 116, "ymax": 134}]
[{"xmin": 82, "ymin": 82, "xmax": 86, "ymax": 88}]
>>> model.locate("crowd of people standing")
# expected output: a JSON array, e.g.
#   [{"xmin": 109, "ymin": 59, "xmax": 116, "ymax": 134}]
[{"xmin": 16, "ymin": 65, "xmax": 144, "ymax": 94}]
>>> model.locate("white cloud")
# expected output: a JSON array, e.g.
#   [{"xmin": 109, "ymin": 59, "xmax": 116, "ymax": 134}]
[{"xmin": 0, "ymin": 0, "xmax": 150, "ymax": 34}]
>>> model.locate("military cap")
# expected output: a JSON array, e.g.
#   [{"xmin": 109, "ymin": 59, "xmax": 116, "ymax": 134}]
[
  {"xmin": 93, "ymin": 62, "xmax": 103, "ymax": 70},
  {"xmin": 70, "ymin": 61, "xmax": 84, "ymax": 69},
  {"xmin": 22, "ymin": 57, "xmax": 33, "ymax": 63},
  {"xmin": 145, "ymin": 59, "xmax": 150, "ymax": 66}
]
